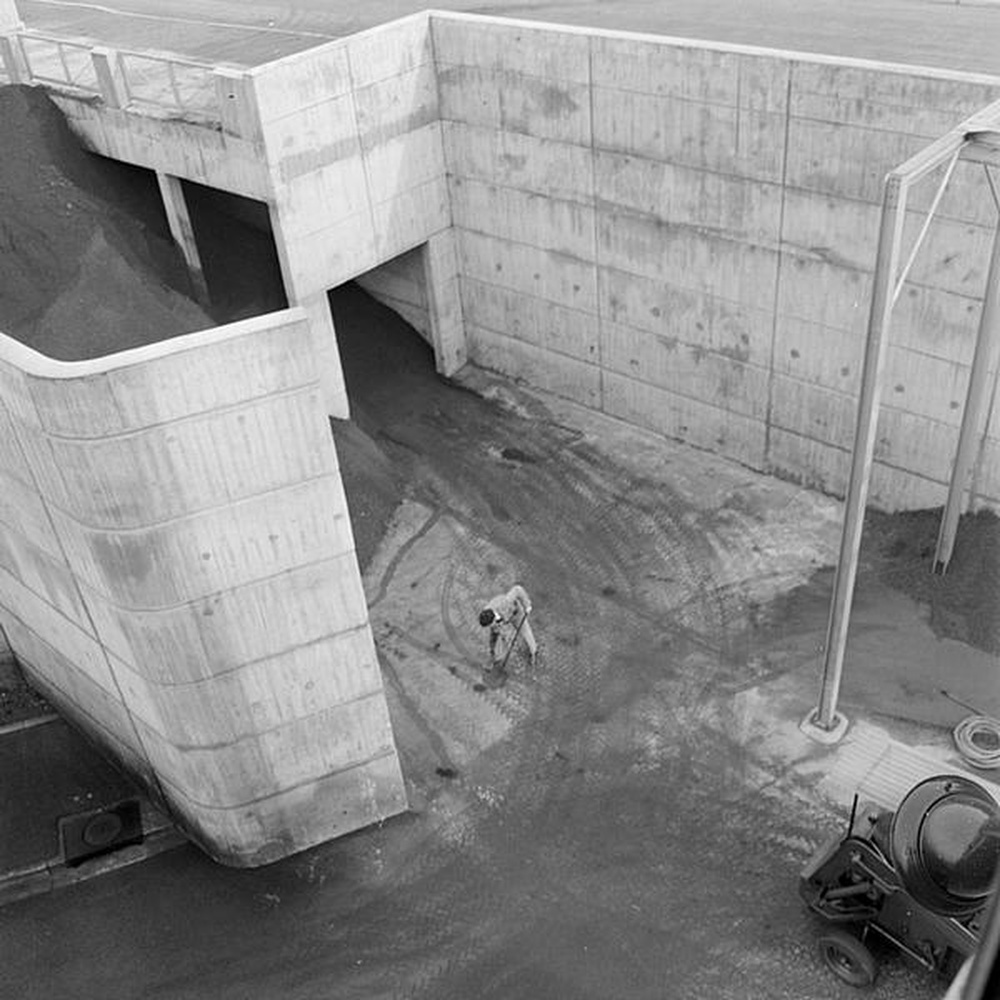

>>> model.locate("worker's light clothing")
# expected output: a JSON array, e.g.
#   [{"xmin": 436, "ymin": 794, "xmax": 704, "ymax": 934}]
[{"xmin": 484, "ymin": 584, "xmax": 537, "ymax": 667}]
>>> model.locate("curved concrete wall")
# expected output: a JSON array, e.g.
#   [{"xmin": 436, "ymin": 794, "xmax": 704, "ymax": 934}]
[{"xmin": 0, "ymin": 312, "xmax": 406, "ymax": 865}]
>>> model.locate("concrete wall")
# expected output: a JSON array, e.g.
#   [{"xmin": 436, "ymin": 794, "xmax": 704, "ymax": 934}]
[
  {"xmin": 433, "ymin": 14, "xmax": 1000, "ymax": 511},
  {"xmin": 0, "ymin": 312, "xmax": 406, "ymax": 865},
  {"xmin": 356, "ymin": 246, "xmax": 433, "ymax": 343}
]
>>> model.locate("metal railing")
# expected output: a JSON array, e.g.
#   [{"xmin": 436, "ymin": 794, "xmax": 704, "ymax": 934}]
[
  {"xmin": 0, "ymin": 31, "xmax": 232, "ymax": 127},
  {"xmin": 15, "ymin": 32, "xmax": 100, "ymax": 94}
]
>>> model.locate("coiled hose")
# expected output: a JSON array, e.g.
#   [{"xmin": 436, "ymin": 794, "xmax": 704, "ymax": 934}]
[{"xmin": 953, "ymin": 715, "xmax": 1000, "ymax": 769}]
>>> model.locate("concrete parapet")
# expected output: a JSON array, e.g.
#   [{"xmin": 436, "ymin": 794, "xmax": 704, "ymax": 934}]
[{"xmin": 0, "ymin": 310, "xmax": 406, "ymax": 865}]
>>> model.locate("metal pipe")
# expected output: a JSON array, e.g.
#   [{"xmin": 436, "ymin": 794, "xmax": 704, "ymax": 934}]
[
  {"xmin": 935, "ymin": 214, "xmax": 1000, "ymax": 572},
  {"xmin": 814, "ymin": 173, "xmax": 909, "ymax": 731}
]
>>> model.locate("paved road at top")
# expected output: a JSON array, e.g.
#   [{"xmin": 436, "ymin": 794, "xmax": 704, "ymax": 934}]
[{"xmin": 17, "ymin": 0, "xmax": 1000, "ymax": 74}]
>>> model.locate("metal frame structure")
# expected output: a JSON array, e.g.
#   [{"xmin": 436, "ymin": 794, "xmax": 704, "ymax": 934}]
[{"xmin": 805, "ymin": 98, "xmax": 1000, "ymax": 739}]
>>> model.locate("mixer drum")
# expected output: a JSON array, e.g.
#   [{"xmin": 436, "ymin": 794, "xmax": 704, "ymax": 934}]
[{"xmin": 889, "ymin": 775, "xmax": 1000, "ymax": 917}]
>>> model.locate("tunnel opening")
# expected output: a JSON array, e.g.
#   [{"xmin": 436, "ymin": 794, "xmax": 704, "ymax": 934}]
[
  {"xmin": 327, "ymin": 275, "xmax": 438, "ymax": 573},
  {"xmin": 180, "ymin": 179, "xmax": 287, "ymax": 324}
]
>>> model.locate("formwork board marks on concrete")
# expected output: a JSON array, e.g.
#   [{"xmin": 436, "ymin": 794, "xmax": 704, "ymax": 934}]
[
  {"xmin": 364, "ymin": 122, "xmax": 445, "ymax": 206},
  {"xmin": 457, "ymin": 229, "xmax": 598, "ymax": 315},
  {"xmin": 250, "ymin": 41, "xmax": 352, "ymax": 124},
  {"xmin": 600, "ymin": 319, "xmax": 771, "ymax": 422},
  {"xmin": 437, "ymin": 62, "xmax": 592, "ymax": 146},
  {"xmin": 601, "ymin": 370, "xmax": 767, "ymax": 470},
  {"xmin": 51, "ymin": 99, "xmax": 271, "ymax": 201},
  {"xmin": 371, "ymin": 177, "xmax": 450, "ymax": 263},
  {"xmin": 23, "ymin": 317, "xmax": 317, "ymax": 437},
  {"xmin": 431, "ymin": 16, "xmax": 591, "ymax": 85},
  {"xmin": 590, "ymin": 35, "xmax": 790, "ymax": 113},
  {"xmin": 780, "ymin": 187, "xmax": 993, "ymax": 299},
  {"xmin": 83, "ymin": 551, "xmax": 373, "ymax": 685},
  {"xmin": 284, "ymin": 212, "xmax": 378, "ymax": 292},
  {"xmin": 49, "ymin": 476, "xmax": 356, "ymax": 608},
  {"xmin": 442, "ymin": 122, "xmax": 593, "ymax": 205},
  {"xmin": 460, "ymin": 276, "xmax": 599, "ymax": 364},
  {"xmin": 352, "ymin": 61, "xmax": 438, "ymax": 154},
  {"xmin": 450, "ymin": 176, "xmax": 596, "ymax": 261},
  {"xmin": 129, "ymin": 692, "xmax": 397, "ymax": 805},
  {"xmin": 112, "ymin": 631, "xmax": 385, "ymax": 745},
  {"xmin": 167, "ymin": 749, "xmax": 406, "ymax": 868},
  {"xmin": 597, "ymin": 207, "xmax": 779, "ymax": 312},
  {"xmin": 599, "ymin": 267, "xmax": 774, "ymax": 366},
  {"xmin": 278, "ymin": 155, "xmax": 369, "ymax": 234},
  {"xmin": 789, "ymin": 61, "xmax": 1000, "ymax": 133},
  {"xmin": 264, "ymin": 93, "xmax": 363, "ymax": 185},
  {"xmin": 43, "ymin": 388, "xmax": 336, "ymax": 529},
  {"xmin": 0, "ymin": 529, "xmax": 89, "ymax": 631},
  {"xmin": 0, "ymin": 569, "xmax": 114, "ymax": 691},
  {"xmin": 768, "ymin": 374, "xmax": 966, "ymax": 484},
  {"xmin": 8, "ymin": 627, "xmax": 137, "ymax": 748},
  {"xmin": 594, "ymin": 150, "xmax": 784, "ymax": 248},
  {"xmin": 592, "ymin": 86, "xmax": 785, "ymax": 184},
  {"xmin": 766, "ymin": 426, "xmax": 951, "ymax": 512},
  {"xmin": 346, "ymin": 12, "xmax": 433, "ymax": 91},
  {"xmin": 468, "ymin": 324, "xmax": 601, "ymax": 411}
]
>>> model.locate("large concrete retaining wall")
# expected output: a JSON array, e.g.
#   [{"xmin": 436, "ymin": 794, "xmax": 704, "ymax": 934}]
[
  {"xmin": 432, "ymin": 14, "xmax": 1000, "ymax": 511},
  {"xmin": 0, "ymin": 313, "xmax": 406, "ymax": 865}
]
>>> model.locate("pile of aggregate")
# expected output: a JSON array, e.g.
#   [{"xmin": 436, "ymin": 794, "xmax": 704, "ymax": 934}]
[
  {"xmin": 866, "ymin": 507, "xmax": 1000, "ymax": 655},
  {"xmin": 0, "ymin": 84, "xmax": 213, "ymax": 360}
]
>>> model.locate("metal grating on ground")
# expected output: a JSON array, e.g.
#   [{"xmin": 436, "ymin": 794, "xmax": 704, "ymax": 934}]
[{"xmin": 856, "ymin": 738, "xmax": 1000, "ymax": 810}]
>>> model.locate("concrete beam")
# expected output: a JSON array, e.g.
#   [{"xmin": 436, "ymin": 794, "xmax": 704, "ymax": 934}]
[{"xmin": 155, "ymin": 172, "xmax": 210, "ymax": 307}]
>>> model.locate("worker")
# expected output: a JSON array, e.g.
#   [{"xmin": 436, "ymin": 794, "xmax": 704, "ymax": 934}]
[{"xmin": 478, "ymin": 583, "xmax": 537, "ymax": 680}]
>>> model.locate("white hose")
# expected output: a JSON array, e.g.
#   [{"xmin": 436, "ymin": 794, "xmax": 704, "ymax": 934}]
[{"xmin": 953, "ymin": 715, "xmax": 1000, "ymax": 769}]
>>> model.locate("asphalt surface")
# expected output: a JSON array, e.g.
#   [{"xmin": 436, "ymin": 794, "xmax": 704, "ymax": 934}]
[{"xmin": 15, "ymin": 0, "xmax": 1000, "ymax": 75}]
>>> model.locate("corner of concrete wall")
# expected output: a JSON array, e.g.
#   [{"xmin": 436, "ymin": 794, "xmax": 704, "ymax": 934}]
[{"xmin": 0, "ymin": 310, "xmax": 407, "ymax": 865}]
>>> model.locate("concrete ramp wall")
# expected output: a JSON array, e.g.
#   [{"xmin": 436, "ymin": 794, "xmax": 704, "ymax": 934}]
[{"xmin": 0, "ymin": 313, "xmax": 406, "ymax": 866}]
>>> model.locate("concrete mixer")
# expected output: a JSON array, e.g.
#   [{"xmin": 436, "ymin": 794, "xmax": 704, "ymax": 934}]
[{"xmin": 800, "ymin": 774, "xmax": 1000, "ymax": 987}]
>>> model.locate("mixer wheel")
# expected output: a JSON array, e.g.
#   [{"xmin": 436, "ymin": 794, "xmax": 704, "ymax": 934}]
[{"xmin": 818, "ymin": 929, "xmax": 877, "ymax": 987}]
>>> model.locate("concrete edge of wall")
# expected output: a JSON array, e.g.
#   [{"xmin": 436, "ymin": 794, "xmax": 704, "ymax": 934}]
[
  {"xmin": 244, "ymin": 9, "xmax": 431, "ymax": 76},
  {"xmin": 0, "ymin": 306, "xmax": 307, "ymax": 378},
  {"xmin": 424, "ymin": 9, "xmax": 1000, "ymax": 87}
]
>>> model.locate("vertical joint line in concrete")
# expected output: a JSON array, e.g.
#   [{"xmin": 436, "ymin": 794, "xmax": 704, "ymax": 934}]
[
  {"xmin": 587, "ymin": 35, "xmax": 604, "ymax": 410},
  {"xmin": 0, "ymin": 394, "xmax": 174, "ymax": 816},
  {"xmin": 426, "ymin": 12, "xmax": 454, "ymax": 230},
  {"xmin": 763, "ymin": 61, "xmax": 796, "ymax": 468},
  {"xmin": 344, "ymin": 43, "xmax": 380, "ymax": 258}
]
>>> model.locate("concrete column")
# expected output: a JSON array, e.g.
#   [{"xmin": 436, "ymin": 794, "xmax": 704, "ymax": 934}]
[
  {"xmin": 155, "ymin": 172, "xmax": 210, "ymax": 307},
  {"xmin": 0, "ymin": 35, "xmax": 25, "ymax": 83},
  {"xmin": 213, "ymin": 68, "xmax": 261, "ymax": 141},
  {"xmin": 91, "ymin": 48, "xmax": 128, "ymax": 109},
  {"xmin": 299, "ymin": 292, "xmax": 350, "ymax": 419},
  {"xmin": 423, "ymin": 230, "xmax": 467, "ymax": 377}
]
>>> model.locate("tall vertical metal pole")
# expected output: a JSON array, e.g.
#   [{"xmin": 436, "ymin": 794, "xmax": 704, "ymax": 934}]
[
  {"xmin": 810, "ymin": 173, "xmax": 909, "ymax": 735},
  {"xmin": 934, "ymin": 216, "xmax": 1000, "ymax": 572}
]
